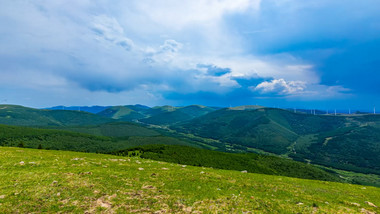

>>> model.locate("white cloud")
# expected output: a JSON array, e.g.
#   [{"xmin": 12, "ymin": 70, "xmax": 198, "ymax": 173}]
[
  {"xmin": 146, "ymin": 39, "xmax": 184, "ymax": 63},
  {"xmin": 253, "ymin": 79, "xmax": 306, "ymax": 95},
  {"xmin": 132, "ymin": 0, "xmax": 261, "ymax": 29},
  {"xmin": 92, "ymin": 15, "xmax": 134, "ymax": 51},
  {"xmin": 252, "ymin": 78, "xmax": 352, "ymax": 99}
]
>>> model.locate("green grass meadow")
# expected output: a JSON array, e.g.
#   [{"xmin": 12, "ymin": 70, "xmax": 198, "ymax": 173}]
[{"xmin": 0, "ymin": 147, "xmax": 379, "ymax": 213}]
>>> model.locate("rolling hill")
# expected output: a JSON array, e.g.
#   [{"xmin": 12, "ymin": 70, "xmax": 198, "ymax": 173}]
[
  {"xmin": 0, "ymin": 105, "xmax": 113, "ymax": 127},
  {"xmin": 173, "ymin": 107, "xmax": 380, "ymax": 175},
  {"xmin": 139, "ymin": 105, "xmax": 218, "ymax": 125},
  {"xmin": 0, "ymin": 147, "xmax": 379, "ymax": 213},
  {"xmin": 46, "ymin": 105, "xmax": 110, "ymax": 114},
  {"xmin": 97, "ymin": 105, "xmax": 219, "ymax": 125},
  {"xmin": 0, "ymin": 124, "xmax": 196, "ymax": 153},
  {"xmin": 97, "ymin": 105, "xmax": 147, "ymax": 121}
]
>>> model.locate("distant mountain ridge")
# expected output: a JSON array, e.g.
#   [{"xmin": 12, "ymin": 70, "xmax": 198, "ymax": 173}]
[
  {"xmin": 46, "ymin": 105, "xmax": 110, "ymax": 114},
  {"xmin": 97, "ymin": 104, "xmax": 220, "ymax": 125},
  {"xmin": 0, "ymin": 105, "xmax": 114, "ymax": 127}
]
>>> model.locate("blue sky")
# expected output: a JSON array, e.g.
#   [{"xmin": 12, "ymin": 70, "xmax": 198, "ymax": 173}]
[{"xmin": 0, "ymin": 0, "xmax": 379, "ymax": 110}]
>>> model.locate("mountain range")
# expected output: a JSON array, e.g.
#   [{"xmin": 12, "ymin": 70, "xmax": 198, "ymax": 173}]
[{"xmin": 1, "ymin": 104, "xmax": 379, "ymax": 181}]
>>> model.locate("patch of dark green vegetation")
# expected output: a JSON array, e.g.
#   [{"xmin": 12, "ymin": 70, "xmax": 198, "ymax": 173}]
[
  {"xmin": 57, "ymin": 122, "xmax": 160, "ymax": 138},
  {"xmin": 111, "ymin": 144, "xmax": 342, "ymax": 182},
  {"xmin": 0, "ymin": 124, "xmax": 118, "ymax": 152},
  {"xmin": 0, "ymin": 124, "xmax": 197, "ymax": 153},
  {"xmin": 123, "ymin": 136, "xmax": 203, "ymax": 148}
]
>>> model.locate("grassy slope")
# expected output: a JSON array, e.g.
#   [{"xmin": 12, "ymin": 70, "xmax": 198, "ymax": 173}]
[
  {"xmin": 111, "ymin": 145, "xmax": 341, "ymax": 182},
  {"xmin": 0, "ymin": 147, "xmax": 379, "ymax": 213}
]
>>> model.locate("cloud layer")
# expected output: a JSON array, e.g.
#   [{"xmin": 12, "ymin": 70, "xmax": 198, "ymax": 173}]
[{"xmin": 0, "ymin": 0, "xmax": 379, "ymax": 109}]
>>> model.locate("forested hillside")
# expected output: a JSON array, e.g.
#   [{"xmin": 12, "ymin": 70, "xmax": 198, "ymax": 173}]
[
  {"xmin": 112, "ymin": 144, "xmax": 341, "ymax": 182},
  {"xmin": 173, "ymin": 107, "xmax": 380, "ymax": 174}
]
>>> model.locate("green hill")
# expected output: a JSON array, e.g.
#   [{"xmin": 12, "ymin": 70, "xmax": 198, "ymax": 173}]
[
  {"xmin": 0, "ymin": 147, "xmax": 379, "ymax": 213},
  {"xmin": 97, "ymin": 106, "xmax": 146, "ymax": 121},
  {"xmin": 173, "ymin": 107, "xmax": 380, "ymax": 175},
  {"xmin": 97, "ymin": 105, "xmax": 218, "ymax": 125},
  {"xmin": 0, "ymin": 124, "xmax": 196, "ymax": 153},
  {"xmin": 0, "ymin": 105, "xmax": 113, "ymax": 127},
  {"xmin": 111, "ymin": 144, "xmax": 341, "ymax": 182},
  {"xmin": 0, "ymin": 124, "xmax": 126, "ymax": 153},
  {"xmin": 139, "ymin": 105, "xmax": 218, "ymax": 125}
]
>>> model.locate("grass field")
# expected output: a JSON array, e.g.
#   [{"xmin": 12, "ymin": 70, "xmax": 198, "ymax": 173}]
[{"xmin": 0, "ymin": 147, "xmax": 379, "ymax": 213}]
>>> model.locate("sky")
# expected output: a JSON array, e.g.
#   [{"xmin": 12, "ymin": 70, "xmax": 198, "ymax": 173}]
[{"xmin": 0, "ymin": 0, "xmax": 379, "ymax": 110}]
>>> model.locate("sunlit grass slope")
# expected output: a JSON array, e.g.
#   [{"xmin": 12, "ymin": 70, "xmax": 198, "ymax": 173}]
[{"xmin": 0, "ymin": 147, "xmax": 379, "ymax": 213}]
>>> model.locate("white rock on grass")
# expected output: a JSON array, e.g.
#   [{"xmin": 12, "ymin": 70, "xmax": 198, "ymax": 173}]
[
  {"xmin": 138, "ymin": 168, "xmax": 144, "ymax": 171},
  {"xmin": 361, "ymin": 208, "xmax": 376, "ymax": 214},
  {"xmin": 365, "ymin": 201, "xmax": 377, "ymax": 208}
]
